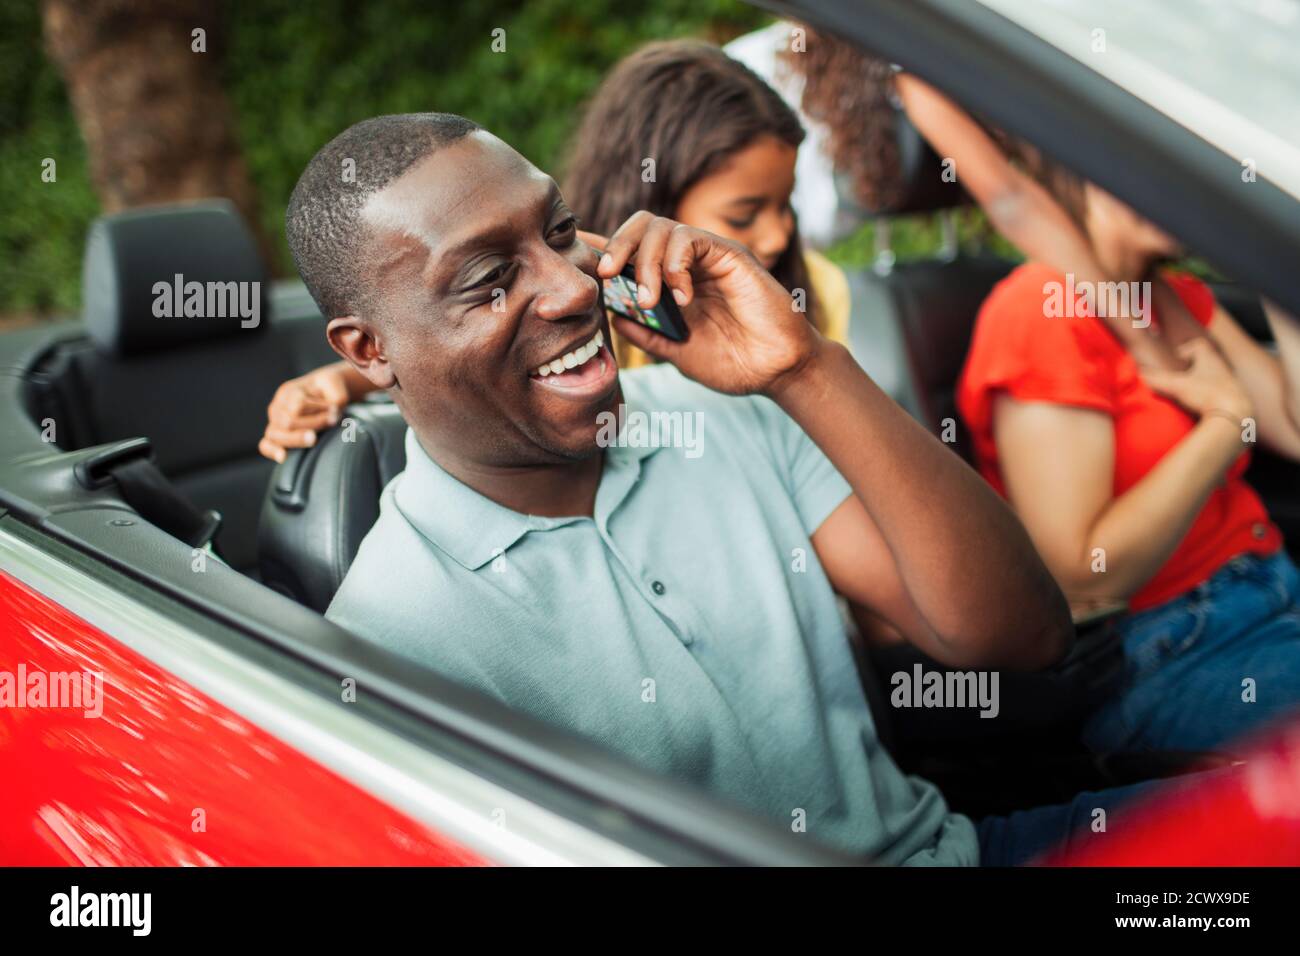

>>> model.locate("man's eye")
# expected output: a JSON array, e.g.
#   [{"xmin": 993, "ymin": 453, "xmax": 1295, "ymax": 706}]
[
  {"xmin": 548, "ymin": 217, "xmax": 578, "ymax": 243},
  {"xmin": 474, "ymin": 262, "xmax": 512, "ymax": 288}
]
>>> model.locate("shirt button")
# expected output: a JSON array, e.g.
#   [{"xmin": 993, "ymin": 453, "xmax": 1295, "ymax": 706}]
[
  {"xmin": 1252, "ymin": 523, "xmax": 1267, "ymax": 539},
  {"xmin": 651, "ymin": 580, "xmax": 666, "ymax": 596}
]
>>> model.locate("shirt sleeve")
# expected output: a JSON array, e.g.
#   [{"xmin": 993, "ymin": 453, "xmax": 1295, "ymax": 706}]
[
  {"xmin": 752, "ymin": 396, "xmax": 853, "ymax": 536},
  {"xmin": 959, "ymin": 266, "xmax": 1118, "ymax": 437},
  {"xmin": 1160, "ymin": 270, "xmax": 1217, "ymax": 326},
  {"xmin": 803, "ymin": 248, "xmax": 851, "ymax": 345}
]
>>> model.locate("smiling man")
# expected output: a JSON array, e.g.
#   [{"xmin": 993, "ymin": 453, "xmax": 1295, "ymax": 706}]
[{"xmin": 284, "ymin": 112, "xmax": 1082, "ymax": 865}]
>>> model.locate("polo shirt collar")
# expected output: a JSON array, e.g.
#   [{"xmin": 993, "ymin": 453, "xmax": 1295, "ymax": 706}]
[
  {"xmin": 394, "ymin": 391, "xmax": 666, "ymax": 570},
  {"xmin": 395, "ymin": 429, "xmax": 542, "ymax": 570}
]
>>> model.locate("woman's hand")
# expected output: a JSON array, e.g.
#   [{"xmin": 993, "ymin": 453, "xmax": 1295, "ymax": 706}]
[
  {"xmin": 1140, "ymin": 338, "xmax": 1254, "ymax": 425},
  {"xmin": 584, "ymin": 213, "xmax": 823, "ymax": 397},
  {"xmin": 258, "ymin": 364, "xmax": 353, "ymax": 463}
]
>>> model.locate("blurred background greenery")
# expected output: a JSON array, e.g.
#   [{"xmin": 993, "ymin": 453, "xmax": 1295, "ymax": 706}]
[{"xmin": 1, "ymin": 0, "xmax": 1013, "ymax": 323}]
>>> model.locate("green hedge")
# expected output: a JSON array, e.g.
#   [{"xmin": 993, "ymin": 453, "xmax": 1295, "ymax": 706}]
[
  {"xmin": 2, "ymin": 0, "xmax": 1052, "ymax": 322},
  {"xmin": 0, "ymin": 0, "xmax": 766, "ymax": 318}
]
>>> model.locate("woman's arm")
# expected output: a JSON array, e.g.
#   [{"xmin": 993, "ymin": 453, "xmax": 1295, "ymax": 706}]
[
  {"xmin": 895, "ymin": 74, "xmax": 1089, "ymax": 269},
  {"xmin": 895, "ymin": 73, "xmax": 1187, "ymax": 370},
  {"xmin": 994, "ymin": 339, "xmax": 1253, "ymax": 603},
  {"xmin": 1196, "ymin": 302, "xmax": 1300, "ymax": 460},
  {"xmin": 1262, "ymin": 299, "xmax": 1300, "ymax": 439}
]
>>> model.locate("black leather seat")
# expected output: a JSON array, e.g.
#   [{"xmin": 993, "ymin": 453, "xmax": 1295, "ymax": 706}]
[
  {"xmin": 861, "ymin": 254, "xmax": 1016, "ymax": 461},
  {"xmin": 259, "ymin": 401, "xmax": 408, "ymax": 612},
  {"xmin": 24, "ymin": 201, "xmax": 337, "ymax": 571}
]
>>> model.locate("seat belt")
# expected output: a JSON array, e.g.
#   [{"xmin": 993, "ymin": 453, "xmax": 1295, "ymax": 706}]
[
  {"xmin": 74, "ymin": 438, "xmax": 222, "ymax": 552},
  {"xmin": 106, "ymin": 457, "xmax": 223, "ymax": 551}
]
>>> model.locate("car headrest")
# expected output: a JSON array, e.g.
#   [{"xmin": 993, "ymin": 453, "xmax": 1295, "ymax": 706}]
[{"xmin": 81, "ymin": 200, "xmax": 270, "ymax": 357}]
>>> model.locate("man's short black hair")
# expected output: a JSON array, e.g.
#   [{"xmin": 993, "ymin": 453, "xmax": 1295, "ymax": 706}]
[{"xmin": 285, "ymin": 112, "xmax": 481, "ymax": 319}]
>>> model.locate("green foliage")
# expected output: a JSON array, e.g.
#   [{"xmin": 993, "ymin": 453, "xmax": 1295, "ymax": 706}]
[
  {"xmin": 1, "ymin": 0, "xmax": 765, "ymax": 318},
  {"xmin": 0, "ymin": 0, "xmax": 1226, "ymax": 321},
  {"xmin": 0, "ymin": 0, "xmax": 101, "ymax": 317},
  {"xmin": 825, "ymin": 207, "xmax": 1023, "ymax": 270}
]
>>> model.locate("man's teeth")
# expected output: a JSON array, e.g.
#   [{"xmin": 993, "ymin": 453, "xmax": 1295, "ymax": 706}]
[{"xmin": 536, "ymin": 329, "xmax": 604, "ymax": 377}]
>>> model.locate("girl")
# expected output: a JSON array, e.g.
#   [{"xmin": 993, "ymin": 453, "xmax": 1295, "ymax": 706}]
[{"xmin": 259, "ymin": 39, "xmax": 854, "ymax": 460}]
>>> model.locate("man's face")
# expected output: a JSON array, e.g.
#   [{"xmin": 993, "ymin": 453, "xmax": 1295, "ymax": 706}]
[{"xmin": 353, "ymin": 131, "xmax": 620, "ymax": 466}]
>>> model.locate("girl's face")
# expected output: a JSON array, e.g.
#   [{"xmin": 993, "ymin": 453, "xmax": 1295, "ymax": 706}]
[{"xmin": 673, "ymin": 135, "xmax": 798, "ymax": 272}]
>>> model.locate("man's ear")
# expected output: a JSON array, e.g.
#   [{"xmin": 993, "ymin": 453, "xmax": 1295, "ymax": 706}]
[{"xmin": 327, "ymin": 316, "xmax": 398, "ymax": 390}]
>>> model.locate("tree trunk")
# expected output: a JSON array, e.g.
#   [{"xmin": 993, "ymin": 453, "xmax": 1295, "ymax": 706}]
[{"xmin": 41, "ymin": 0, "xmax": 276, "ymax": 270}]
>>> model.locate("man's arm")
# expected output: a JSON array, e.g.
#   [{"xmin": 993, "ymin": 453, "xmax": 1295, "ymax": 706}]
[
  {"xmin": 774, "ymin": 341, "xmax": 1072, "ymax": 669},
  {"xmin": 593, "ymin": 214, "xmax": 1073, "ymax": 670}
]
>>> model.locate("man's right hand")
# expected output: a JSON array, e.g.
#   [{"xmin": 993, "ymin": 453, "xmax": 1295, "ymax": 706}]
[
  {"xmin": 592, "ymin": 212, "xmax": 823, "ymax": 399},
  {"xmin": 258, "ymin": 364, "xmax": 353, "ymax": 463}
]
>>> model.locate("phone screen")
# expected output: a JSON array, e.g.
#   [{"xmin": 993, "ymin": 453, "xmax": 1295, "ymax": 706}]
[{"xmin": 602, "ymin": 267, "xmax": 688, "ymax": 341}]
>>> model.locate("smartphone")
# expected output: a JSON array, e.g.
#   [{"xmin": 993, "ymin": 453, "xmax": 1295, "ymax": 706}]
[{"xmin": 602, "ymin": 265, "xmax": 689, "ymax": 341}]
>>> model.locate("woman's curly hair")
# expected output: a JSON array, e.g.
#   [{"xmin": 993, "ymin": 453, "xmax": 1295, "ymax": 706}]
[{"xmin": 777, "ymin": 24, "xmax": 905, "ymax": 213}]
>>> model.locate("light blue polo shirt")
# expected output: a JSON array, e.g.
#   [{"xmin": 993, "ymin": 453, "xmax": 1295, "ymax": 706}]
[{"xmin": 327, "ymin": 363, "xmax": 976, "ymax": 864}]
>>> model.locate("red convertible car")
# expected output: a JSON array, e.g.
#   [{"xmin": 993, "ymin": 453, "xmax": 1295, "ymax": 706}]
[{"xmin": 2, "ymin": 0, "xmax": 1300, "ymax": 867}]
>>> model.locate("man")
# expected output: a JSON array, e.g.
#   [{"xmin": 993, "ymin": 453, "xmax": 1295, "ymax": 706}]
[{"xmin": 284, "ymin": 112, "xmax": 1107, "ymax": 865}]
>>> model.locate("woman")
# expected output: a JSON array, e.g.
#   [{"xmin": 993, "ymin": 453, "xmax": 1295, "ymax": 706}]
[
  {"xmin": 955, "ymin": 154, "xmax": 1300, "ymax": 753},
  {"xmin": 259, "ymin": 39, "xmax": 855, "ymax": 461},
  {"xmin": 875, "ymin": 70, "xmax": 1300, "ymax": 752}
]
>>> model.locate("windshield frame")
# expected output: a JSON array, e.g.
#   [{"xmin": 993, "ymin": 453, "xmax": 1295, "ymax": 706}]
[{"xmin": 973, "ymin": 0, "xmax": 1300, "ymax": 200}]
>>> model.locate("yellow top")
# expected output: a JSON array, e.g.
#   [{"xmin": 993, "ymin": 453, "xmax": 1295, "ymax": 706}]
[{"xmin": 612, "ymin": 248, "xmax": 852, "ymax": 370}]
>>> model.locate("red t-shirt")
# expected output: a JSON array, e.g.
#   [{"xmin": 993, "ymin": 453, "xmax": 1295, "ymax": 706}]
[{"xmin": 957, "ymin": 262, "xmax": 1281, "ymax": 612}]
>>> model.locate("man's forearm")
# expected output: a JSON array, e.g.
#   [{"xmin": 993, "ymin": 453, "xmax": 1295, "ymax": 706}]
[{"xmin": 772, "ymin": 341, "xmax": 1072, "ymax": 668}]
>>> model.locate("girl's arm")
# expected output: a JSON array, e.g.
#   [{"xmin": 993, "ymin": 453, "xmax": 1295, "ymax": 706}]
[{"xmin": 259, "ymin": 361, "xmax": 379, "ymax": 462}]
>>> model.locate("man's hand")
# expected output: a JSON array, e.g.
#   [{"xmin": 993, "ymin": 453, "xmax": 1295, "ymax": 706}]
[{"xmin": 586, "ymin": 212, "xmax": 822, "ymax": 397}]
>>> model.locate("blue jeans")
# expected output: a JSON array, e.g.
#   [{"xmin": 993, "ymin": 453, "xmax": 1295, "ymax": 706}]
[
  {"xmin": 975, "ymin": 769, "xmax": 1233, "ymax": 866},
  {"xmin": 976, "ymin": 778, "xmax": 1156, "ymax": 866},
  {"xmin": 1082, "ymin": 550, "xmax": 1300, "ymax": 753}
]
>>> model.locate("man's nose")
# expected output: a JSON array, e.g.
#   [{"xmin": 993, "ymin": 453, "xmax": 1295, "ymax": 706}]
[{"xmin": 533, "ymin": 262, "xmax": 600, "ymax": 322}]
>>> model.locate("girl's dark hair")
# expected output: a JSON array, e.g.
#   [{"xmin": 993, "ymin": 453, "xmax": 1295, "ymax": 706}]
[
  {"xmin": 778, "ymin": 24, "xmax": 904, "ymax": 213},
  {"xmin": 561, "ymin": 39, "xmax": 819, "ymax": 328}
]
